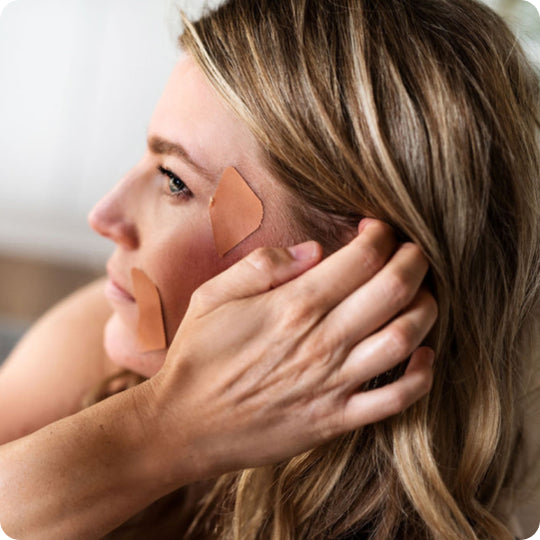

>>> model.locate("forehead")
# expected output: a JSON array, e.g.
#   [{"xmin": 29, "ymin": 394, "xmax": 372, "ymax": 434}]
[{"xmin": 148, "ymin": 54, "xmax": 264, "ymax": 180}]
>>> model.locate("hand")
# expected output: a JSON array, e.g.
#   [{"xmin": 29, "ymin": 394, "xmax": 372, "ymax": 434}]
[{"xmin": 148, "ymin": 219, "xmax": 437, "ymax": 483}]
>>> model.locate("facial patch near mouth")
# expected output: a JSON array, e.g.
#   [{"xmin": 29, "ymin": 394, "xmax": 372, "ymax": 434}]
[
  {"xmin": 131, "ymin": 268, "xmax": 167, "ymax": 352},
  {"xmin": 209, "ymin": 167, "xmax": 264, "ymax": 257}
]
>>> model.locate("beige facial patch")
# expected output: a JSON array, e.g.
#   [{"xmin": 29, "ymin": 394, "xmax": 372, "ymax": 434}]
[
  {"xmin": 209, "ymin": 167, "xmax": 264, "ymax": 257},
  {"xmin": 131, "ymin": 268, "xmax": 167, "ymax": 352}
]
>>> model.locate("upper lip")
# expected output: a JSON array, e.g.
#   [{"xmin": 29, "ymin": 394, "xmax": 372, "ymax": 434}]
[{"xmin": 106, "ymin": 263, "xmax": 135, "ymax": 300}]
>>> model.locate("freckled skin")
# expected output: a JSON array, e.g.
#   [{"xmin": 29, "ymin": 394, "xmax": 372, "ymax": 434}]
[{"xmin": 88, "ymin": 55, "xmax": 304, "ymax": 377}]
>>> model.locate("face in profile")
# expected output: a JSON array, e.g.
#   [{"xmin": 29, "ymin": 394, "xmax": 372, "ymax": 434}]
[{"xmin": 88, "ymin": 54, "xmax": 302, "ymax": 377}]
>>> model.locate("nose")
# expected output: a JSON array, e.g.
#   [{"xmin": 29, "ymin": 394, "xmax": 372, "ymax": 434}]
[{"xmin": 88, "ymin": 181, "xmax": 139, "ymax": 250}]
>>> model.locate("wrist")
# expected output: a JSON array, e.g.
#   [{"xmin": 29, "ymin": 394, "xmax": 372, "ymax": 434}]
[{"xmin": 133, "ymin": 375, "xmax": 214, "ymax": 491}]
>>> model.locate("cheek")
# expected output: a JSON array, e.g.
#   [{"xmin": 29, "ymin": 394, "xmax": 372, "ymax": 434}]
[
  {"xmin": 151, "ymin": 232, "xmax": 228, "ymax": 344},
  {"xmin": 147, "ymin": 199, "xmax": 300, "ymax": 346}
]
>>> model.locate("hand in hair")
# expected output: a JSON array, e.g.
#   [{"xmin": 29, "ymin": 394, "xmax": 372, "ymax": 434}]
[
  {"xmin": 149, "ymin": 218, "xmax": 437, "ymax": 482},
  {"xmin": 0, "ymin": 219, "xmax": 436, "ymax": 539}
]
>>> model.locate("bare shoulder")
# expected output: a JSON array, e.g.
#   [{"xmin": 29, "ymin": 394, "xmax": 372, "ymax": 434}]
[{"xmin": 0, "ymin": 278, "xmax": 121, "ymax": 444}]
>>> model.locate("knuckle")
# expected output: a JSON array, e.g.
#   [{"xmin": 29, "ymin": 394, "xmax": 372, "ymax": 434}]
[
  {"xmin": 412, "ymin": 369, "xmax": 434, "ymax": 400},
  {"xmin": 190, "ymin": 283, "xmax": 208, "ymax": 308},
  {"xmin": 387, "ymin": 323, "xmax": 416, "ymax": 358},
  {"xmin": 402, "ymin": 242, "xmax": 429, "ymax": 272},
  {"xmin": 420, "ymin": 369, "xmax": 434, "ymax": 395},
  {"xmin": 190, "ymin": 286, "xmax": 202, "ymax": 305},
  {"xmin": 386, "ymin": 362, "xmax": 433, "ymax": 415},
  {"xmin": 384, "ymin": 270, "xmax": 413, "ymax": 307},
  {"xmin": 388, "ymin": 387, "xmax": 410, "ymax": 414},
  {"xmin": 309, "ymin": 400, "xmax": 341, "ymax": 442},
  {"xmin": 280, "ymin": 299, "xmax": 312, "ymax": 329},
  {"xmin": 287, "ymin": 279, "xmax": 323, "ymax": 315},
  {"xmin": 246, "ymin": 247, "xmax": 288, "ymax": 280},
  {"xmin": 416, "ymin": 288, "xmax": 439, "ymax": 325},
  {"xmin": 359, "ymin": 243, "xmax": 386, "ymax": 276},
  {"xmin": 313, "ymin": 419, "xmax": 338, "ymax": 444},
  {"xmin": 303, "ymin": 330, "xmax": 341, "ymax": 368}
]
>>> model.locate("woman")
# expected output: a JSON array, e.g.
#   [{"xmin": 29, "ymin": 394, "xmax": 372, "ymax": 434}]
[
  {"xmin": 0, "ymin": 6, "xmax": 437, "ymax": 537},
  {"xmin": 1, "ymin": 0, "xmax": 538, "ymax": 538},
  {"xmin": 109, "ymin": 0, "xmax": 537, "ymax": 537},
  {"xmin": 130, "ymin": 0, "xmax": 539, "ymax": 537}
]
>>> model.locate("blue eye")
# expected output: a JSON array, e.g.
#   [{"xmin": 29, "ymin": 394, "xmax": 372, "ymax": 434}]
[{"xmin": 158, "ymin": 166, "xmax": 192, "ymax": 198}]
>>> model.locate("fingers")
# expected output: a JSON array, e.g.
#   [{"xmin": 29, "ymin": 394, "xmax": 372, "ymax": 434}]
[
  {"xmin": 190, "ymin": 241, "xmax": 324, "ymax": 315},
  {"xmin": 283, "ymin": 219, "xmax": 398, "ymax": 313},
  {"xmin": 321, "ymin": 242, "xmax": 430, "ymax": 350},
  {"xmin": 192, "ymin": 218, "xmax": 397, "ymax": 317},
  {"xmin": 337, "ymin": 287, "xmax": 438, "ymax": 387},
  {"xmin": 339, "ymin": 346, "xmax": 434, "ymax": 432}
]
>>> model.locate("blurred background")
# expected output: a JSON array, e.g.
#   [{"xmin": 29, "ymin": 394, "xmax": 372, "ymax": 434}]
[{"xmin": 0, "ymin": 0, "xmax": 539, "ymax": 362}]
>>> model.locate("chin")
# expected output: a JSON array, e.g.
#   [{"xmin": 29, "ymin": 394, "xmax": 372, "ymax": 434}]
[{"xmin": 104, "ymin": 313, "xmax": 167, "ymax": 378}]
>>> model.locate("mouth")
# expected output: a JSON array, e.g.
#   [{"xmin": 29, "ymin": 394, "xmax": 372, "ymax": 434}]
[{"xmin": 105, "ymin": 265, "xmax": 136, "ymax": 303}]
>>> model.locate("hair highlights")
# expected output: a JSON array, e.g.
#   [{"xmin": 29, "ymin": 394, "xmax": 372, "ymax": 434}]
[{"xmin": 177, "ymin": 1, "xmax": 540, "ymax": 538}]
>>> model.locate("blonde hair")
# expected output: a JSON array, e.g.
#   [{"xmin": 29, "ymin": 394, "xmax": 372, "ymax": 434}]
[
  {"xmin": 174, "ymin": 1, "xmax": 540, "ymax": 538},
  {"xmin": 93, "ymin": 1, "xmax": 539, "ymax": 537}
]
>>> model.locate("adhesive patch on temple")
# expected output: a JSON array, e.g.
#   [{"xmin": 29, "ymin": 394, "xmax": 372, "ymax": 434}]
[
  {"xmin": 131, "ymin": 268, "xmax": 167, "ymax": 352},
  {"xmin": 209, "ymin": 167, "xmax": 264, "ymax": 257}
]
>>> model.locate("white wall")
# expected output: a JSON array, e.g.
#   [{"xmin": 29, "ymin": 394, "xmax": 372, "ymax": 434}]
[
  {"xmin": 0, "ymin": 0, "xmax": 190, "ymax": 268},
  {"xmin": 0, "ymin": 0, "xmax": 538, "ymax": 269}
]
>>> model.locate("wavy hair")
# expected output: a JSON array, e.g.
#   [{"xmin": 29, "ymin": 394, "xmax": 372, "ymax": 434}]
[
  {"xmin": 177, "ymin": 1, "xmax": 540, "ymax": 538},
  {"xmin": 94, "ymin": 0, "xmax": 540, "ymax": 538}
]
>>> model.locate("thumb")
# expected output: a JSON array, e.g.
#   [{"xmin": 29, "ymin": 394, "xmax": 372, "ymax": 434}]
[{"xmin": 191, "ymin": 241, "xmax": 323, "ymax": 315}]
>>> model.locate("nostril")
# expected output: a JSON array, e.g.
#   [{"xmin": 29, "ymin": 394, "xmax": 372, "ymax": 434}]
[
  {"xmin": 116, "ymin": 222, "xmax": 139, "ymax": 249},
  {"xmin": 89, "ymin": 207, "xmax": 138, "ymax": 249}
]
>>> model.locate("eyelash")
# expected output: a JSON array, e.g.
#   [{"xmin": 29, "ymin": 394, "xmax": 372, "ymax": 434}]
[{"xmin": 157, "ymin": 166, "xmax": 192, "ymax": 199}]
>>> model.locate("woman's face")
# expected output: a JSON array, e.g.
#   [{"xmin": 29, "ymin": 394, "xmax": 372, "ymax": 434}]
[{"xmin": 88, "ymin": 55, "xmax": 302, "ymax": 377}]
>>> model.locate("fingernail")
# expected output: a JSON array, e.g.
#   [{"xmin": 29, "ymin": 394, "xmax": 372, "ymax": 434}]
[
  {"xmin": 358, "ymin": 217, "xmax": 378, "ymax": 234},
  {"xmin": 357, "ymin": 218, "xmax": 371, "ymax": 234},
  {"xmin": 287, "ymin": 241, "xmax": 318, "ymax": 261}
]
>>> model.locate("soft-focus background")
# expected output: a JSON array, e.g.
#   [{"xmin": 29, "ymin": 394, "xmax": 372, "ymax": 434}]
[
  {"xmin": 0, "ymin": 0, "xmax": 224, "ymax": 360},
  {"xmin": 0, "ymin": 0, "xmax": 539, "ymax": 362}
]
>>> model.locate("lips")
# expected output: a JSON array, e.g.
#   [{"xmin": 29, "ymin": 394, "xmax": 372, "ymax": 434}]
[{"xmin": 105, "ymin": 264, "xmax": 135, "ymax": 302}]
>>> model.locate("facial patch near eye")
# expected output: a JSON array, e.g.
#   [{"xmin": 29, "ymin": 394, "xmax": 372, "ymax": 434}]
[
  {"xmin": 131, "ymin": 268, "xmax": 167, "ymax": 352},
  {"xmin": 209, "ymin": 167, "xmax": 264, "ymax": 257}
]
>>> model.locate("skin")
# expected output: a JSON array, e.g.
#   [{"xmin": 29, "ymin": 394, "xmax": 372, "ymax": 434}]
[
  {"xmin": 0, "ymin": 53, "xmax": 438, "ymax": 538},
  {"xmin": 89, "ymin": 54, "xmax": 303, "ymax": 378},
  {"xmin": 0, "ymin": 278, "xmax": 117, "ymax": 444},
  {"xmin": 0, "ymin": 220, "xmax": 437, "ymax": 539}
]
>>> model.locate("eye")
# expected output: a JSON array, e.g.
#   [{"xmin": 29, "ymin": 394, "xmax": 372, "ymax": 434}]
[{"xmin": 158, "ymin": 166, "xmax": 192, "ymax": 198}]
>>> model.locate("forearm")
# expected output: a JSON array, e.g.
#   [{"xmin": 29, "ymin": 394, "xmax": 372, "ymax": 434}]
[
  {"xmin": 0, "ymin": 226, "xmax": 437, "ymax": 539},
  {"xmin": 0, "ymin": 380, "xmax": 192, "ymax": 540}
]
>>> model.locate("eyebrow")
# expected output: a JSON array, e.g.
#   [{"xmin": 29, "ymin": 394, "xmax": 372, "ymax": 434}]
[{"xmin": 147, "ymin": 134, "xmax": 214, "ymax": 181}]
